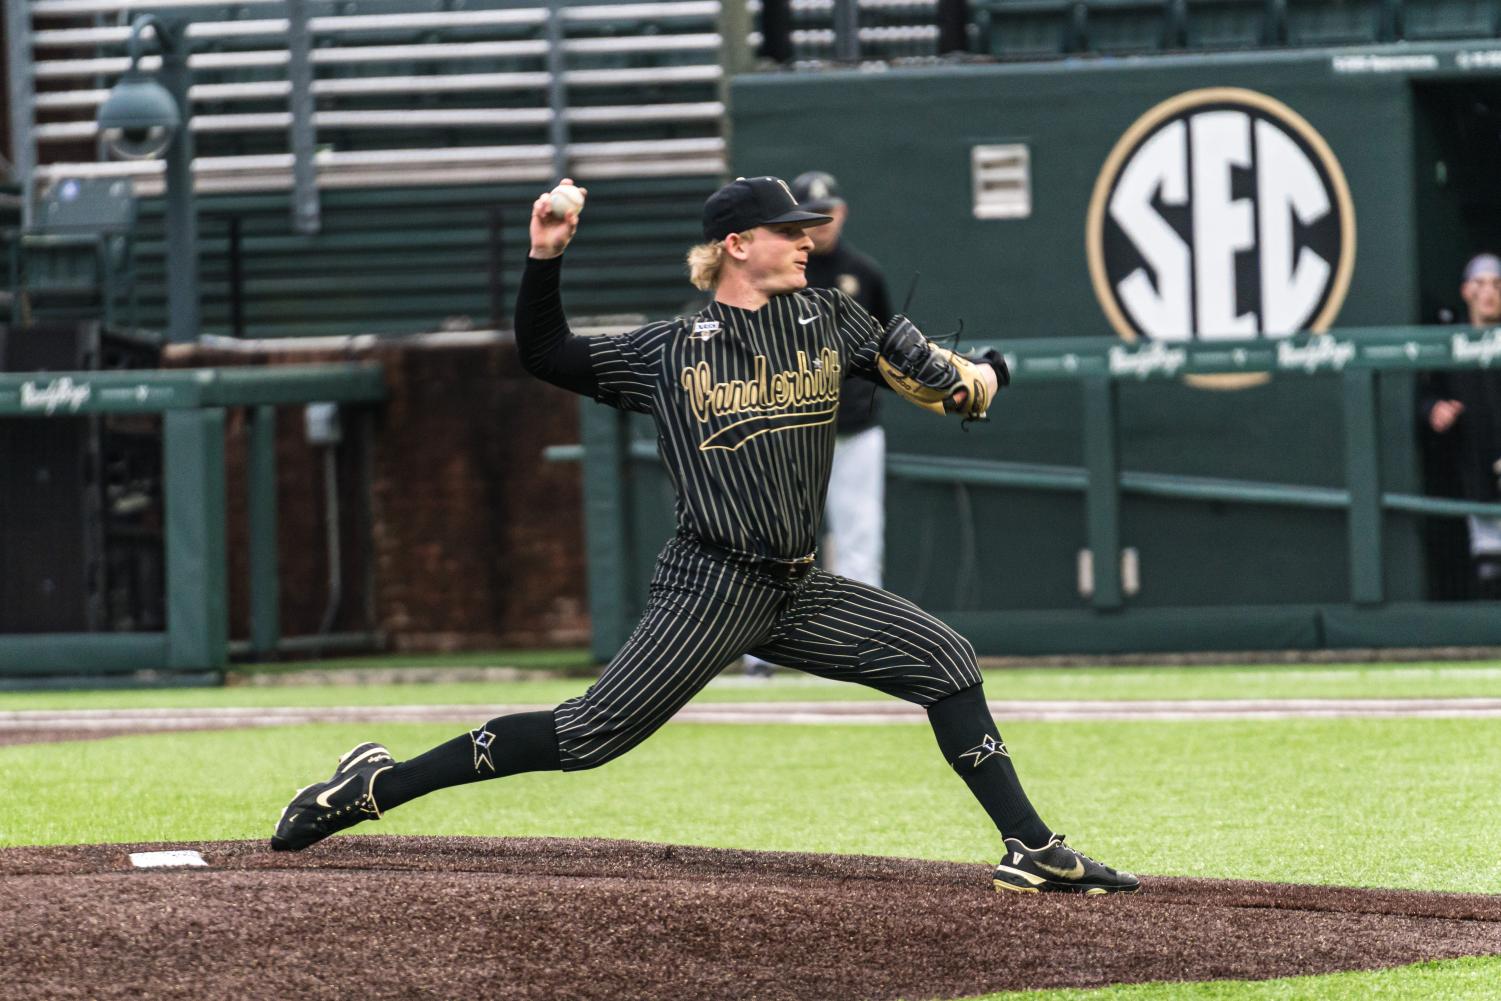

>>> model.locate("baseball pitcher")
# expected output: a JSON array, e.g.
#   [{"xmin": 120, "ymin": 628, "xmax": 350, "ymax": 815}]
[{"xmin": 271, "ymin": 176, "xmax": 1139, "ymax": 896}]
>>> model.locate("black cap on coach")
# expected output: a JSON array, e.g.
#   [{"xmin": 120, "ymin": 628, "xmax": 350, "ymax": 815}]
[
  {"xmin": 790, "ymin": 171, "xmax": 844, "ymax": 213},
  {"xmin": 701, "ymin": 176, "xmax": 832, "ymax": 242}
]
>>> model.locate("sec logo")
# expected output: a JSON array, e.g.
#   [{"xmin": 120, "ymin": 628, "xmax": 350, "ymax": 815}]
[{"xmin": 1087, "ymin": 88, "xmax": 1355, "ymax": 344}]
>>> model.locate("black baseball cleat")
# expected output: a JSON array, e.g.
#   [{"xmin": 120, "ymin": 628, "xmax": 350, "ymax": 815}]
[
  {"xmin": 271, "ymin": 742, "xmax": 394, "ymax": 852},
  {"xmin": 992, "ymin": 833, "xmax": 1141, "ymax": 895}
]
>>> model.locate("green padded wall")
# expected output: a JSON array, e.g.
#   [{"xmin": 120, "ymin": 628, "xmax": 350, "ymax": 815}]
[{"xmin": 689, "ymin": 49, "xmax": 1499, "ymax": 628}]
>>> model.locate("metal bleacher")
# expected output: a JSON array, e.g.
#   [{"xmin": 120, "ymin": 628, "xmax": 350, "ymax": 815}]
[
  {"xmin": 24, "ymin": 0, "xmax": 725, "ymax": 194},
  {"xmin": 11, "ymin": 0, "xmax": 727, "ymax": 337},
  {"xmin": 973, "ymin": 0, "xmax": 1501, "ymax": 56},
  {"xmin": 737, "ymin": 0, "xmax": 1499, "ymax": 63},
  {"xmin": 122, "ymin": 175, "xmax": 714, "ymax": 338},
  {"xmin": 745, "ymin": 0, "xmax": 948, "ymax": 63},
  {"xmin": 1, "ymin": 185, "xmax": 21, "ymax": 325}
]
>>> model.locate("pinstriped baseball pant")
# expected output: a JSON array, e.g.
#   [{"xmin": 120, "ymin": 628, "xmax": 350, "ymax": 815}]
[{"xmin": 553, "ymin": 537, "xmax": 983, "ymax": 771}]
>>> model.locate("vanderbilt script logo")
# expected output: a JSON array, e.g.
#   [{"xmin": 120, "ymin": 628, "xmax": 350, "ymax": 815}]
[{"xmin": 680, "ymin": 348, "xmax": 842, "ymax": 452}]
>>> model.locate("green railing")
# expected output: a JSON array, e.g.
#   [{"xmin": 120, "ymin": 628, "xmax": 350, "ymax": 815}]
[
  {"xmin": 0, "ymin": 364, "xmax": 386, "ymax": 679},
  {"xmin": 563, "ymin": 324, "xmax": 1501, "ymax": 658}
]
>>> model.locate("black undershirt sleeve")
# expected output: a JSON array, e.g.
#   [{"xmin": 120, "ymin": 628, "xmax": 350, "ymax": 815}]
[{"xmin": 514, "ymin": 255, "xmax": 598, "ymax": 397}]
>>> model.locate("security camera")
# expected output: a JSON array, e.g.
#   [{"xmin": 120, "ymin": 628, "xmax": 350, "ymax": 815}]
[
  {"xmin": 97, "ymin": 72, "xmax": 180, "ymax": 161},
  {"xmin": 101, "ymin": 124, "xmax": 174, "ymax": 160}
]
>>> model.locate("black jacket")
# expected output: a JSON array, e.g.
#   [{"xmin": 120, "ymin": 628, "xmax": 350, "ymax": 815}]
[
  {"xmin": 805, "ymin": 241, "xmax": 891, "ymax": 435},
  {"xmin": 1420, "ymin": 363, "xmax": 1501, "ymax": 502}
]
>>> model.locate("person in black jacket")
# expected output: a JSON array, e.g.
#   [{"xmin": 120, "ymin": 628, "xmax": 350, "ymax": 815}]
[
  {"xmin": 792, "ymin": 171, "xmax": 893, "ymax": 587},
  {"xmin": 1421, "ymin": 253, "xmax": 1501, "ymax": 597}
]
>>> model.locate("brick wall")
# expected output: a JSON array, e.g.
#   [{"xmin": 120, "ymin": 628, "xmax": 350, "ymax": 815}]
[{"xmin": 175, "ymin": 334, "xmax": 589, "ymax": 652}]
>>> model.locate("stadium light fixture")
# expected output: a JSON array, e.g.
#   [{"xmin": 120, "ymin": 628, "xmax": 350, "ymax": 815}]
[{"xmin": 96, "ymin": 14, "xmax": 200, "ymax": 344}]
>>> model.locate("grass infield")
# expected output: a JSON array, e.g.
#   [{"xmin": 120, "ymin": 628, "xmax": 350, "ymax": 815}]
[
  {"xmin": 6, "ymin": 660, "xmax": 1501, "ymax": 710},
  {"xmin": 968, "ymin": 956, "xmax": 1501, "ymax": 1000}
]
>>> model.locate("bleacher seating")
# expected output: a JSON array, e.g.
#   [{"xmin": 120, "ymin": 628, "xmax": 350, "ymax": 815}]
[
  {"xmin": 972, "ymin": 0, "xmax": 1494, "ymax": 57},
  {"xmin": 13, "ymin": 0, "xmax": 726, "ymax": 336},
  {"xmin": 746, "ymin": 0, "xmax": 945, "ymax": 62},
  {"xmin": 1083, "ymin": 0, "xmax": 1182, "ymax": 53},
  {"xmin": 1399, "ymin": 0, "xmax": 1499, "ymax": 39},
  {"xmin": 1182, "ymin": 0, "xmax": 1280, "ymax": 48},
  {"xmin": 1282, "ymin": 0, "xmax": 1397, "ymax": 44},
  {"xmin": 976, "ymin": 0, "xmax": 1086, "ymax": 57},
  {"xmin": 12, "ymin": 0, "xmax": 1501, "ymax": 341},
  {"xmin": 117, "ymin": 174, "xmax": 714, "ymax": 338},
  {"xmin": 0, "ymin": 186, "xmax": 20, "ymax": 324},
  {"xmin": 23, "ymin": 0, "xmax": 726, "ymax": 195}
]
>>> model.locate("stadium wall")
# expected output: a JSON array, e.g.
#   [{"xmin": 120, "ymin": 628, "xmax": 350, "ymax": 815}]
[
  {"xmin": 708, "ymin": 48, "xmax": 1501, "ymax": 619},
  {"xmin": 170, "ymin": 336, "xmax": 590, "ymax": 653}
]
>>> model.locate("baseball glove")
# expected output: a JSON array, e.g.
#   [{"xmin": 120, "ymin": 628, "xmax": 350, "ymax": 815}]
[{"xmin": 876, "ymin": 315, "xmax": 1009, "ymax": 419}]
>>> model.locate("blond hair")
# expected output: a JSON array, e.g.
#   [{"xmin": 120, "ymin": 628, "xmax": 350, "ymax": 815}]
[{"xmin": 685, "ymin": 230, "xmax": 754, "ymax": 290}]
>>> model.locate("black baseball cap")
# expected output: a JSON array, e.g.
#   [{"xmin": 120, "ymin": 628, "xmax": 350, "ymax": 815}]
[
  {"xmin": 702, "ymin": 176, "xmax": 832, "ymax": 241},
  {"xmin": 791, "ymin": 171, "xmax": 844, "ymax": 213}
]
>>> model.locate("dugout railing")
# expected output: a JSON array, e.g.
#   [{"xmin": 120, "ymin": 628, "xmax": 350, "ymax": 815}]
[
  {"xmin": 558, "ymin": 324, "xmax": 1501, "ymax": 660},
  {"xmin": 0, "ymin": 362, "xmax": 385, "ymax": 681}
]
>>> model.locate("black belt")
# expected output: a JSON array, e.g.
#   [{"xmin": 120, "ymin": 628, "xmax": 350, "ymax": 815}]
[{"xmin": 694, "ymin": 539, "xmax": 817, "ymax": 583}]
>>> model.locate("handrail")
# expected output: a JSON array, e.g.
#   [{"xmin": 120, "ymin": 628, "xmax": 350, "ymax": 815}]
[
  {"xmin": 0, "ymin": 364, "xmax": 387, "ymax": 416},
  {"xmin": 546, "ymin": 442, "xmax": 1501, "ymax": 521},
  {"xmin": 546, "ymin": 324, "xmax": 1501, "ymax": 552},
  {"xmin": 997, "ymin": 326, "xmax": 1501, "ymax": 379}
]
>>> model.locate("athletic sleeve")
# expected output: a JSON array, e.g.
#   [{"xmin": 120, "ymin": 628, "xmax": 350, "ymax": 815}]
[
  {"xmin": 514, "ymin": 255, "xmax": 598, "ymax": 397},
  {"xmin": 830, "ymin": 289, "xmax": 885, "ymax": 385},
  {"xmin": 514, "ymin": 255, "xmax": 657, "ymax": 413}
]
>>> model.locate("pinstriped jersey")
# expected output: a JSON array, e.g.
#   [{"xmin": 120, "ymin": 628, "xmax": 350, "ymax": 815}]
[{"xmin": 590, "ymin": 287, "xmax": 885, "ymax": 559}]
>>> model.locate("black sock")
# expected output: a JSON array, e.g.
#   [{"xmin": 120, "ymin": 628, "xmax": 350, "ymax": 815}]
[
  {"xmin": 926, "ymin": 684, "xmax": 1052, "ymax": 847},
  {"xmin": 375, "ymin": 710, "xmax": 562, "ymax": 812}
]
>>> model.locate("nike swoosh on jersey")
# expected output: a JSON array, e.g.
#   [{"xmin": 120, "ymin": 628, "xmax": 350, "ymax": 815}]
[
  {"xmin": 797, "ymin": 313, "xmax": 819, "ymax": 325},
  {"xmin": 314, "ymin": 775, "xmax": 357, "ymax": 809}
]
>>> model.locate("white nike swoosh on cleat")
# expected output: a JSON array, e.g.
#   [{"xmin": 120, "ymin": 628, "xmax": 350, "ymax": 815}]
[{"xmin": 314, "ymin": 775, "xmax": 357, "ymax": 809}]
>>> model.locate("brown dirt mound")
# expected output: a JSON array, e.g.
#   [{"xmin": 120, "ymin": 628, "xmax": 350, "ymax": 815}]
[{"xmin": 3, "ymin": 836, "xmax": 1499, "ymax": 1000}]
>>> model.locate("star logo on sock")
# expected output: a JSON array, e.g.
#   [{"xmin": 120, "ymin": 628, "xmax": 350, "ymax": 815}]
[
  {"xmin": 471, "ymin": 727, "xmax": 496, "ymax": 773},
  {"xmin": 958, "ymin": 734, "xmax": 1008, "ymax": 769}
]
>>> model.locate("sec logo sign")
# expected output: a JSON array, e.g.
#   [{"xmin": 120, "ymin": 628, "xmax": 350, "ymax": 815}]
[{"xmin": 1087, "ymin": 88, "xmax": 1355, "ymax": 343}]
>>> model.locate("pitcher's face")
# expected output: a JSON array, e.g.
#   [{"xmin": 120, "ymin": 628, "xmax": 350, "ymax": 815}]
[{"xmin": 740, "ymin": 223, "xmax": 817, "ymax": 297}]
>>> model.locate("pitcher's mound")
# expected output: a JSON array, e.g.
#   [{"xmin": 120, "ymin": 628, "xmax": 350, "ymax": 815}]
[{"xmin": 3, "ymin": 836, "xmax": 1499, "ymax": 1000}]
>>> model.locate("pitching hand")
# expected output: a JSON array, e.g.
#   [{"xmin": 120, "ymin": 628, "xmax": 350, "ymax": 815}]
[{"xmin": 528, "ymin": 178, "xmax": 587, "ymax": 260}]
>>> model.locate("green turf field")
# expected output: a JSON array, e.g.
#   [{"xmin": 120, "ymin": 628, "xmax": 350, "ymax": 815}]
[
  {"xmin": 971, "ymin": 957, "xmax": 1501, "ymax": 1000},
  {"xmin": 3, "ymin": 660, "xmax": 1498, "ymax": 999},
  {"xmin": 6, "ymin": 660, "xmax": 1501, "ymax": 710}
]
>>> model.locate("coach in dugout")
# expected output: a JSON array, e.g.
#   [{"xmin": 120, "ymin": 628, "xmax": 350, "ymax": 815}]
[{"xmin": 1422, "ymin": 252, "xmax": 1501, "ymax": 598}]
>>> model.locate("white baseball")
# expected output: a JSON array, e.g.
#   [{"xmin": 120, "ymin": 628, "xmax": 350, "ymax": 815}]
[{"xmin": 549, "ymin": 184, "xmax": 584, "ymax": 219}]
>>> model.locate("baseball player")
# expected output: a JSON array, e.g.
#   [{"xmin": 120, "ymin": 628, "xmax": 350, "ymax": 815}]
[{"xmin": 271, "ymin": 176, "xmax": 1139, "ymax": 895}]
